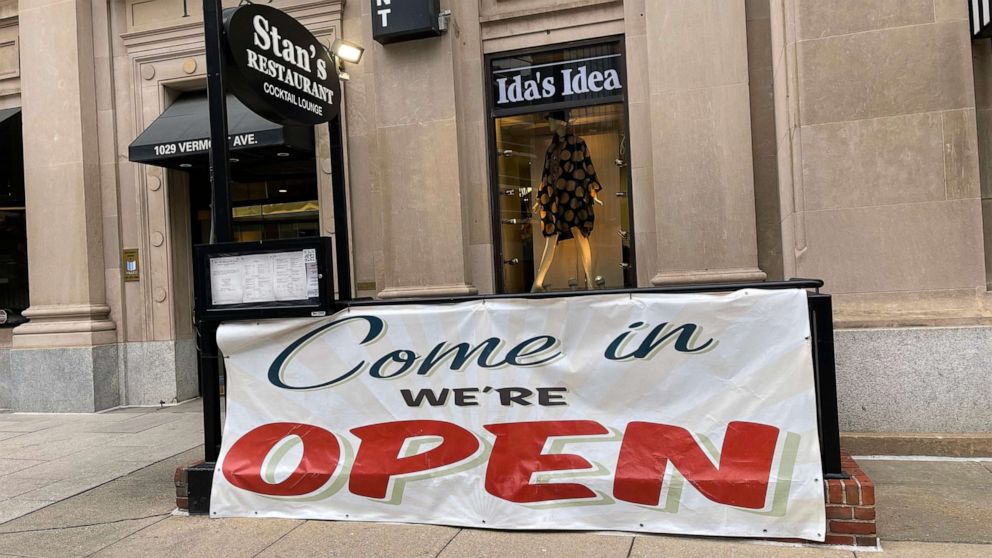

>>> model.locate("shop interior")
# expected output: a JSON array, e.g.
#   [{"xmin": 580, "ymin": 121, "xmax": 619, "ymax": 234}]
[{"xmin": 491, "ymin": 77, "xmax": 634, "ymax": 293}]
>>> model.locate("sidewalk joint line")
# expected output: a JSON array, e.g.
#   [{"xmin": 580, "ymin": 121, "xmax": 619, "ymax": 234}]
[
  {"xmin": 81, "ymin": 515, "xmax": 172, "ymax": 558},
  {"xmin": 625, "ymin": 536, "xmax": 635, "ymax": 557},
  {"xmin": 251, "ymin": 521, "xmax": 305, "ymax": 557},
  {"xmin": 434, "ymin": 527, "xmax": 462, "ymax": 557},
  {"xmin": 0, "ymin": 513, "xmax": 170, "ymax": 535},
  {"xmin": 0, "ymin": 445, "xmax": 203, "ymax": 528}
]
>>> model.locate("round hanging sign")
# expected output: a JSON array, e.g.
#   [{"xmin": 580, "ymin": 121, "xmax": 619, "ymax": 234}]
[{"xmin": 223, "ymin": 4, "xmax": 340, "ymax": 126}]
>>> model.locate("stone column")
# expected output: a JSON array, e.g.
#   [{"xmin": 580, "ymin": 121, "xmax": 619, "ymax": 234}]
[
  {"xmin": 643, "ymin": 0, "xmax": 765, "ymax": 285},
  {"xmin": 9, "ymin": 0, "xmax": 117, "ymax": 411},
  {"xmin": 367, "ymin": 4, "xmax": 477, "ymax": 299}
]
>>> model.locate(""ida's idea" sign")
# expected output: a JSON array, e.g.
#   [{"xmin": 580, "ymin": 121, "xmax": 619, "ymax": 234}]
[{"xmin": 490, "ymin": 51, "xmax": 625, "ymax": 114}]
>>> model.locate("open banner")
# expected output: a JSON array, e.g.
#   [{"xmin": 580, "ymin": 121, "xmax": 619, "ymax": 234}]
[{"xmin": 211, "ymin": 289, "xmax": 826, "ymax": 540}]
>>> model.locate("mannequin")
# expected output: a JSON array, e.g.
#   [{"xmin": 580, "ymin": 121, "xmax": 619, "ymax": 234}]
[{"xmin": 531, "ymin": 110, "xmax": 604, "ymax": 292}]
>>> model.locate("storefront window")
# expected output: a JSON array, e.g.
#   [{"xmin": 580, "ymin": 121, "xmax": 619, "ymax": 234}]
[
  {"xmin": 488, "ymin": 39, "xmax": 634, "ymax": 293},
  {"xmin": 0, "ymin": 108, "xmax": 27, "ymax": 326}
]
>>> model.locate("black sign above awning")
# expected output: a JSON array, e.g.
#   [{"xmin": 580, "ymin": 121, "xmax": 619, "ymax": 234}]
[
  {"xmin": 371, "ymin": 0, "xmax": 442, "ymax": 44},
  {"xmin": 127, "ymin": 92, "xmax": 314, "ymax": 170}
]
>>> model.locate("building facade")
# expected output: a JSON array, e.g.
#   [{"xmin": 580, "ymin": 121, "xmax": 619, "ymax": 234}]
[{"xmin": 0, "ymin": 0, "xmax": 989, "ymax": 440}]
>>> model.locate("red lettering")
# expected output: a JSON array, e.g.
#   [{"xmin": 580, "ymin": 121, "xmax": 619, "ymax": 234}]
[
  {"xmin": 349, "ymin": 420, "xmax": 479, "ymax": 499},
  {"xmin": 613, "ymin": 421, "xmax": 779, "ymax": 509},
  {"xmin": 223, "ymin": 422, "xmax": 340, "ymax": 496},
  {"xmin": 484, "ymin": 420, "xmax": 608, "ymax": 503}
]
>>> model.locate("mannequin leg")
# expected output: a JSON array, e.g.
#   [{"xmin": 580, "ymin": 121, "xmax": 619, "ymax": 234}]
[
  {"xmin": 572, "ymin": 229, "xmax": 594, "ymax": 288},
  {"xmin": 532, "ymin": 236, "xmax": 559, "ymax": 292}
]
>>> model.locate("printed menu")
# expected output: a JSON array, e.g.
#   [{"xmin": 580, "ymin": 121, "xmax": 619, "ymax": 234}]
[{"xmin": 208, "ymin": 250, "xmax": 318, "ymax": 305}]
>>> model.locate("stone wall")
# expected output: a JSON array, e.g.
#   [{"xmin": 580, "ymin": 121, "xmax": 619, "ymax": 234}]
[
  {"xmin": 835, "ymin": 326, "xmax": 992, "ymax": 433},
  {"xmin": 772, "ymin": 0, "xmax": 989, "ymax": 326}
]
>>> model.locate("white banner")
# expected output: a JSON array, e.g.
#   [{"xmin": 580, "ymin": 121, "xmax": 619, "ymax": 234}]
[{"xmin": 211, "ymin": 289, "xmax": 826, "ymax": 540}]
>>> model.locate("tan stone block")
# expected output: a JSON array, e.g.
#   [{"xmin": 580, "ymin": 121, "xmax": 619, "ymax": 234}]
[
  {"xmin": 972, "ymin": 40, "xmax": 992, "ymax": 110},
  {"xmin": 793, "ymin": 203, "xmax": 807, "ymax": 252},
  {"xmin": 798, "ymin": 199, "xmax": 985, "ymax": 293},
  {"xmin": 801, "ymin": 112, "xmax": 945, "ymax": 211},
  {"xmin": 796, "ymin": 0, "xmax": 933, "ymax": 40},
  {"xmin": 0, "ymin": 37, "xmax": 17, "ymax": 79},
  {"xmin": 772, "ymin": 46, "xmax": 790, "ymax": 145},
  {"xmin": 101, "ymin": 216, "xmax": 121, "ymax": 273},
  {"xmin": 785, "ymin": 38, "xmax": 800, "ymax": 129},
  {"xmin": 984, "ymin": 199, "xmax": 992, "ymax": 288},
  {"xmin": 769, "ymin": 0, "xmax": 786, "ymax": 62},
  {"xmin": 746, "ymin": 0, "xmax": 770, "ymax": 21},
  {"xmin": 748, "ymin": 17, "xmax": 775, "ymax": 151},
  {"xmin": 798, "ymin": 22, "xmax": 973, "ymax": 125},
  {"xmin": 943, "ymin": 109, "xmax": 981, "ymax": 200},
  {"xmin": 754, "ymin": 149, "xmax": 783, "ymax": 279},
  {"xmin": 103, "ymin": 268, "xmax": 123, "ymax": 341},
  {"xmin": 623, "ymin": 33, "xmax": 650, "ymax": 105},
  {"xmin": 645, "ymin": 0, "xmax": 749, "ymax": 92},
  {"xmin": 626, "ymin": 101, "xmax": 653, "ymax": 168},
  {"xmin": 624, "ymin": 0, "xmax": 647, "ymax": 36},
  {"xmin": 633, "ymin": 230, "xmax": 657, "ymax": 287},
  {"xmin": 468, "ymin": 243, "xmax": 495, "ymax": 294},
  {"xmin": 832, "ymin": 288, "xmax": 992, "ymax": 327},
  {"xmin": 630, "ymin": 163, "xmax": 655, "ymax": 229},
  {"xmin": 935, "ymin": 0, "xmax": 970, "ymax": 22},
  {"xmin": 373, "ymin": 37, "xmax": 456, "ymax": 127},
  {"xmin": 780, "ymin": 211, "xmax": 798, "ymax": 277},
  {"xmin": 22, "ymin": 162, "xmax": 95, "ymax": 305},
  {"xmin": 977, "ymin": 109, "xmax": 992, "ymax": 199},
  {"xmin": 650, "ymin": 83, "xmax": 759, "ymax": 272},
  {"xmin": 776, "ymin": 137, "xmax": 795, "ymax": 217},
  {"xmin": 376, "ymin": 119, "xmax": 470, "ymax": 290}
]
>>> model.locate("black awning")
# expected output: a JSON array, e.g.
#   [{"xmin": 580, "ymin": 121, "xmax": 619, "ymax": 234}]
[{"xmin": 127, "ymin": 92, "xmax": 314, "ymax": 170}]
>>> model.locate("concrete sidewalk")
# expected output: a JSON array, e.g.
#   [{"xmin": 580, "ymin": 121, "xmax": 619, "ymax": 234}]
[{"xmin": 0, "ymin": 401, "xmax": 990, "ymax": 557}]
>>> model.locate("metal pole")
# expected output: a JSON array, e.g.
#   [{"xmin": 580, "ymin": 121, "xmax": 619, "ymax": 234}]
[
  {"xmin": 204, "ymin": 0, "xmax": 232, "ymax": 244},
  {"xmin": 197, "ymin": 322, "xmax": 222, "ymax": 462},
  {"xmin": 328, "ymin": 116, "xmax": 352, "ymax": 301},
  {"xmin": 200, "ymin": 0, "xmax": 231, "ymax": 463},
  {"xmin": 808, "ymin": 292, "xmax": 845, "ymax": 478}
]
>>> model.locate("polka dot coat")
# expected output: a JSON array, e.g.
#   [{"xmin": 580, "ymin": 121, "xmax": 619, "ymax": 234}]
[{"xmin": 537, "ymin": 130, "xmax": 602, "ymax": 240}]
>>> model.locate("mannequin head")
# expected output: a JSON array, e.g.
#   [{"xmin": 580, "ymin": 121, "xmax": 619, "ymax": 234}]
[{"xmin": 544, "ymin": 109, "xmax": 571, "ymax": 137}]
